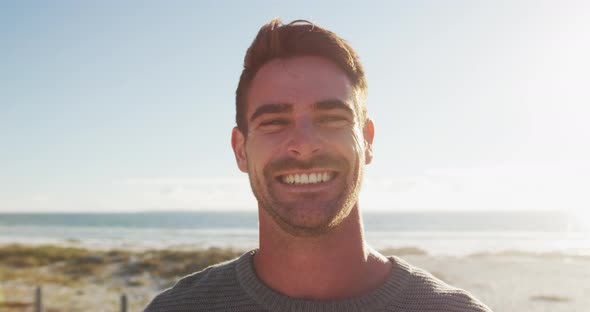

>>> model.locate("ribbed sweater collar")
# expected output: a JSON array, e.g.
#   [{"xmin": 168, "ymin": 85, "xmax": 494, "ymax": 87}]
[{"xmin": 235, "ymin": 249, "xmax": 411, "ymax": 312}]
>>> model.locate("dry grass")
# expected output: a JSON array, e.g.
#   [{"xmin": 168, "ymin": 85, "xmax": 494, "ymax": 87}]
[
  {"xmin": 379, "ymin": 246, "xmax": 428, "ymax": 256},
  {"xmin": 0, "ymin": 244, "xmax": 90, "ymax": 267},
  {"xmin": 139, "ymin": 247, "xmax": 242, "ymax": 278},
  {"xmin": 530, "ymin": 294, "xmax": 572, "ymax": 302},
  {"xmin": 0, "ymin": 244, "xmax": 243, "ymax": 286},
  {"xmin": 0, "ymin": 244, "xmax": 245, "ymax": 311},
  {"xmin": 0, "ymin": 244, "xmax": 434, "ymax": 288}
]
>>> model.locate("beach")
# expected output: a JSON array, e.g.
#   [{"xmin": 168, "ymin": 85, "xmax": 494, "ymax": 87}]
[
  {"xmin": 1, "ymin": 244, "xmax": 588, "ymax": 312},
  {"xmin": 1, "ymin": 212, "xmax": 587, "ymax": 311},
  {"xmin": 404, "ymin": 252, "xmax": 590, "ymax": 312}
]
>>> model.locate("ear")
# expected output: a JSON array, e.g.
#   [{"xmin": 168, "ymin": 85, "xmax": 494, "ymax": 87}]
[
  {"xmin": 362, "ymin": 118, "xmax": 375, "ymax": 165},
  {"xmin": 231, "ymin": 127, "xmax": 248, "ymax": 173}
]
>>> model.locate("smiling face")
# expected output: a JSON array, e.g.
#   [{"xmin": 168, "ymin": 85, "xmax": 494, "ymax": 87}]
[{"xmin": 232, "ymin": 56, "xmax": 374, "ymax": 236}]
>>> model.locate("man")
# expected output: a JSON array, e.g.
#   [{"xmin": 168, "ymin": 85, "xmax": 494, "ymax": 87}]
[{"xmin": 145, "ymin": 19, "xmax": 492, "ymax": 312}]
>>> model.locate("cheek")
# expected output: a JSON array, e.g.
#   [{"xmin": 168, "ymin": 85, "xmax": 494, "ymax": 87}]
[
  {"xmin": 326, "ymin": 129, "xmax": 364, "ymax": 158},
  {"xmin": 246, "ymin": 135, "xmax": 284, "ymax": 169},
  {"xmin": 247, "ymin": 130, "xmax": 294, "ymax": 157}
]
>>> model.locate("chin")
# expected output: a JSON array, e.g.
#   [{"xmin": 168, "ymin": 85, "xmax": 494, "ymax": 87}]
[{"xmin": 264, "ymin": 199, "xmax": 356, "ymax": 237}]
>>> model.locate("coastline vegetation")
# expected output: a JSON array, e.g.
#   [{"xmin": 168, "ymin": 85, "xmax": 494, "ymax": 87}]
[
  {"xmin": 0, "ymin": 244, "xmax": 244, "ymax": 286},
  {"xmin": 0, "ymin": 244, "xmax": 246, "ymax": 311}
]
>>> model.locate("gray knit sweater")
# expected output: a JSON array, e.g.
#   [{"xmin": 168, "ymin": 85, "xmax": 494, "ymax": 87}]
[{"xmin": 145, "ymin": 250, "xmax": 492, "ymax": 311}]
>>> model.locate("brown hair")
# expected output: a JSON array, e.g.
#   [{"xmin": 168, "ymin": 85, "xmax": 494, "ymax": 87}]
[{"xmin": 235, "ymin": 18, "xmax": 368, "ymax": 134}]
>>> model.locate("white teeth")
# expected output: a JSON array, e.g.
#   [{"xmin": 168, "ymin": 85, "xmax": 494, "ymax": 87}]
[
  {"xmin": 309, "ymin": 173, "xmax": 317, "ymax": 183},
  {"xmin": 300, "ymin": 174, "xmax": 309, "ymax": 183},
  {"xmin": 281, "ymin": 172, "xmax": 333, "ymax": 185}
]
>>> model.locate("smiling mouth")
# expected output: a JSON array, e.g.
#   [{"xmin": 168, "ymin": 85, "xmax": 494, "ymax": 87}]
[{"xmin": 277, "ymin": 171, "xmax": 336, "ymax": 185}]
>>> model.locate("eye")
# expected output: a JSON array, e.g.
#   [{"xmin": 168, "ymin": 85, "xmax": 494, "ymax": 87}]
[
  {"xmin": 317, "ymin": 115, "xmax": 350, "ymax": 127},
  {"xmin": 258, "ymin": 118, "xmax": 290, "ymax": 131}
]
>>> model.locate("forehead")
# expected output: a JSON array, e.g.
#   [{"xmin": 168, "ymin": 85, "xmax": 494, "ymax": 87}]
[{"xmin": 246, "ymin": 56, "xmax": 355, "ymax": 116}]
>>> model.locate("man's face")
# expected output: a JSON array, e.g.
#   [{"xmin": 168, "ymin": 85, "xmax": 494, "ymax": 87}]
[{"xmin": 232, "ymin": 56, "xmax": 374, "ymax": 236}]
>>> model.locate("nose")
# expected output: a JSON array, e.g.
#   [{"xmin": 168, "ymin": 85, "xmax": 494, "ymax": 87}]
[{"xmin": 287, "ymin": 119, "xmax": 322, "ymax": 158}]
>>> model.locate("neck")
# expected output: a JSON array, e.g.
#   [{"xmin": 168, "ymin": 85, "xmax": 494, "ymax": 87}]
[{"xmin": 254, "ymin": 205, "xmax": 392, "ymax": 300}]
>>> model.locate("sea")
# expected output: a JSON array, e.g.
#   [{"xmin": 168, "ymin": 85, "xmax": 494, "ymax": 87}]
[{"xmin": 0, "ymin": 211, "xmax": 588, "ymax": 256}]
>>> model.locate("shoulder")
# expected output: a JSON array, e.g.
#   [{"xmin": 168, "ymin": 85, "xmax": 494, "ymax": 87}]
[
  {"xmin": 389, "ymin": 256, "xmax": 493, "ymax": 312},
  {"xmin": 144, "ymin": 255, "xmax": 243, "ymax": 312}
]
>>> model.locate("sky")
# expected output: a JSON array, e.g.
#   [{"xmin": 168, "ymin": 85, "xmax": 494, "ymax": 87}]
[{"xmin": 1, "ymin": 1, "xmax": 589, "ymax": 214}]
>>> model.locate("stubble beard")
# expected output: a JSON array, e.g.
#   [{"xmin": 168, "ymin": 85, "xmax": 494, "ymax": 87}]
[{"xmin": 248, "ymin": 154, "xmax": 364, "ymax": 237}]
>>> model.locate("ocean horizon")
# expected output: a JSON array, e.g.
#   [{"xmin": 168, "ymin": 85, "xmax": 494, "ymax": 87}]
[{"xmin": 1, "ymin": 210, "xmax": 588, "ymax": 256}]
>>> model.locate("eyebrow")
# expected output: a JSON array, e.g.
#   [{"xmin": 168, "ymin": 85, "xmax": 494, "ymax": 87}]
[
  {"xmin": 313, "ymin": 99, "xmax": 354, "ymax": 115},
  {"xmin": 249, "ymin": 99, "xmax": 354, "ymax": 123},
  {"xmin": 249, "ymin": 103, "xmax": 293, "ymax": 122}
]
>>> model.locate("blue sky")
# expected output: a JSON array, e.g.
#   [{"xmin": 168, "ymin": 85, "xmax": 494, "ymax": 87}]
[{"xmin": 1, "ymin": 1, "xmax": 589, "ymax": 214}]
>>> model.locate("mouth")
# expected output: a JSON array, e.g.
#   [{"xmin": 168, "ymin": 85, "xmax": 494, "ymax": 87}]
[{"xmin": 275, "ymin": 171, "xmax": 338, "ymax": 186}]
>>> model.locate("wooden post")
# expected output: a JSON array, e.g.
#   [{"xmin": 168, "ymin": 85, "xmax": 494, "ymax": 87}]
[
  {"xmin": 35, "ymin": 286, "xmax": 42, "ymax": 312},
  {"xmin": 120, "ymin": 293, "xmax": 128, "ymax": 312}
]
